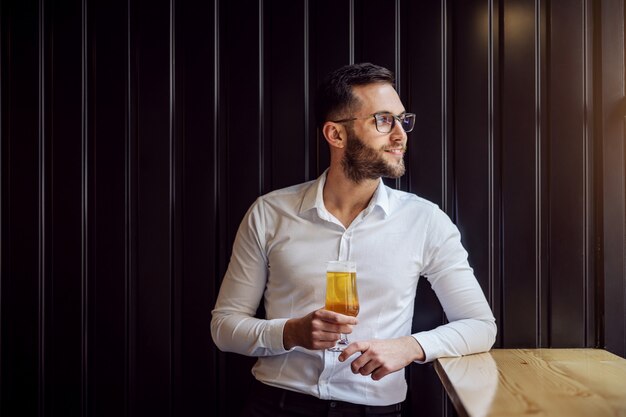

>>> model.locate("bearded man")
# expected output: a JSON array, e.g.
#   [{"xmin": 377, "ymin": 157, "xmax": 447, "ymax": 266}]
[{"xmin": 211, "ymin": 63, "xmax": 496, "ymax": 417}]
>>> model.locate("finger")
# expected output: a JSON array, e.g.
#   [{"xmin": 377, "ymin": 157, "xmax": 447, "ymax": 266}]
[
  {"xmin": 317, "ymin": 309, "xmax": 358, "ymax": 325},
  {"xmin": 338, "ymin": 341, "xmax": 367, "ymax": 362},
  {"xmin": 371, "ymin": 365, "xmax": 395, "ymax": 381},
  {"xmin": 372, "ymin": 366, "xmax": 391, "ymax": 381},
  {"xmin": 311, "ymin": 318, "xmax": 349, "ymax": 332},
  {"xmin": 347, "ymin": 350, "xmax": 377, "ymax": 374},
  {"xmin": 330, "ymin": 323, "xmax": 355, "ymax": 334},
  {"xmin": 310, "ymin": 330, "xmax": 342, "ymax": 350},
  {"xmin": 354, "ymin": 359, "xmax": 381, "ymax": 376},
  {"xmin": 312, "ymin": 330, "xmax": 341, "ymax": 342},
  {"xmin": 312, "ymin": 320, "xmax": 354, "ymax": 336}
]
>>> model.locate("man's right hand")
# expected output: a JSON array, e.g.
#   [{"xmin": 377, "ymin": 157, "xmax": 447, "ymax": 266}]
[{"xmin": 283, "ymin": 309, "xmax": 358, "ymax": 350}]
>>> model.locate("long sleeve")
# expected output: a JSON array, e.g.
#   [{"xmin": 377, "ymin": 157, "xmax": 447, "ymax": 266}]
[
  {"xmin": 210, "ymin": 198, "xmax": 290, "ymax": 357},
  {"xmin": 412, "ymin": 207, "xmax": 497, "ymax": 362}
]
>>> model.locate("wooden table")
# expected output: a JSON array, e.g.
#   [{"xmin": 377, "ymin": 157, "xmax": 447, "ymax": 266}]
[{"xmin": 434, "ymin": 349, "xmax": 626, "ymax": 417}]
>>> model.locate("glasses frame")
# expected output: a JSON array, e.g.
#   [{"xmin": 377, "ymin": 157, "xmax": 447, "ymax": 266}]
[{"xmin": 331, "ymin": 112, "xmax": 416, "ymax": 133}]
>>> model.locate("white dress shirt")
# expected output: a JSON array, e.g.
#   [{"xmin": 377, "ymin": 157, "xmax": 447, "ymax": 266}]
[{"xmin": 211, "ymin": 171, "xmax": 496, "ymax": 406}]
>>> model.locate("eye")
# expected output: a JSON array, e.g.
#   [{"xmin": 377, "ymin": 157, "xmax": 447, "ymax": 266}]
[{"xmin": 378, "ymin": 113, "xmax": 393, "ymax": 125}]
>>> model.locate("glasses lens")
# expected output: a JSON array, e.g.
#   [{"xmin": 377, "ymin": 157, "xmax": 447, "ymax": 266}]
[
  {"xmin": 374, "ymin": 113, "xmax": 416, "ymax": 133},
  {"xmin": 375, "ymin": 113, "xmax": 394, "ymax": 133},
  {"xmin": 401, "ymin": 114, "xmax": 415, "ymax": 132}
]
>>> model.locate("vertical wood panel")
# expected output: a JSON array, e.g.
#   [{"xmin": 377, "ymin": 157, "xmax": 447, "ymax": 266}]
[
  {"xmin": 177, "ymin": 0, "xmax": 215, "ymax": 414},
  {"xmin": 501, "ymin": 0, "xmax": 541, "ymax": 347},
  {"xmin": 602, "ymin": 0, "xmax": 626, "ymax": 358},
  {"xmin": 353, "ymin": 0, "xmax": 397, "ymax": 74},
  {"xmin": 592, "ymin": 0, "xmax": 604, "ymax": 354},
  {"xmin": 583, "ymin": 0, "xmax": 597, "ymax": 350},
  {"xmin": 405, "ymin": 0, "xmax": 445, "ymax": 205},
  {"xmin": 487, "ymin": 0, "xmax": 503, "ymax": 345},
  {"xmin": 82, "ymin": 0, "xmax": 92, "ymax": 413},
  {"xmin": 453, "ymin": 0, "xmax": 491, "ymax": 299},
  {"xmin": 1, "ymin": 1, "xmax": 41, "ymax": 415},
  {"xmin": 91, "ymin": 0, "xmax": 129, "ymax": 414},
  {"xmin": 266, "ymin": 0, "xmax": 306, "ymax": 190},
  {"xmin": 46, "ymin": 0, "xmax": 84, "ymax": 414},
  {"xmin": 549, "ymin": 0, "xmax": 589, "ymax": 347},
  {"xmin": 127, "ymin": 0, "xmax": 139, "ymax": 413},
  {"xmin": 536, "ymin": 0, "xmax": 548, "ymax": 349},
  {"xmin": 221, "ymin": 0, "xmax": 262, "ymax": 241},
  {"xmin": 133, "ymin": 0, "xmax": 172, "ymax": 414},
  {"xmin": 304, "ymin": 0, "xmax": 311, "ymax": 182},
  {"xmin": 38, "ymin": 0, "xmax": 49, "ymax": 414},
  {"xmin": 0, "ymin": 0, "xmax": 5, "ymax": 412},
  {"xmin": 170, "ymin": 0, "xmax": 182, "ymax": 413}
]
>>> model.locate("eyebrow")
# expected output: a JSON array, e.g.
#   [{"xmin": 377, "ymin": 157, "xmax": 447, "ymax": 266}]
[{"xmin": 371, "ymin": 110, "xmax": 407, "ymax": 116}]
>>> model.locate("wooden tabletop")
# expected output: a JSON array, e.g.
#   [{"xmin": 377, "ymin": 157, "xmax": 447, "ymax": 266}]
[{"xmin": 434, "ymin": 349, "xmax": 626, "ymax": 417}]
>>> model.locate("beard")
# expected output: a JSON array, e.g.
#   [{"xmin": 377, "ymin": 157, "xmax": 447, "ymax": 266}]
[{"xmin": 341, "ymin": 127, "xmax": 406, "ymax": 183}]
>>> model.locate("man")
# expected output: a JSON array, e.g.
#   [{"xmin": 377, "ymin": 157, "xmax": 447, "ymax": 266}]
[{"xmin": 211, "ymin": 63, "xmax": 496, "ymax": 417}]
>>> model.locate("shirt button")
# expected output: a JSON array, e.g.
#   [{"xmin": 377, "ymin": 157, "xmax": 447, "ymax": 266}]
[{"xmin": 330, "ymin": 402, "xmax": 337, "ymax": 408}]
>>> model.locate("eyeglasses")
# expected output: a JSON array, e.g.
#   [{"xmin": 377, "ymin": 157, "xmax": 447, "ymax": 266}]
[{"xmin": 331, "ymin": 112, "xmax": 416, "ymax": 133}]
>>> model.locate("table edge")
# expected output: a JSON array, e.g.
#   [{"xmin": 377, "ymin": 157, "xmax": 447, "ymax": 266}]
[{"xmin": 433, "ymin": 359, "xmax": 471, "ymax": 417}]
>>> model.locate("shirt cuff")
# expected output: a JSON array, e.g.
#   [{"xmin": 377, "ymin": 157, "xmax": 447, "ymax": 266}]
[
  {"xmin": 266, "ymin": 318, "xmax": 294, "ymax": 354},
  {"xmin": 411, "ymin": 332, "xmax": 443, "ymax": 364}
]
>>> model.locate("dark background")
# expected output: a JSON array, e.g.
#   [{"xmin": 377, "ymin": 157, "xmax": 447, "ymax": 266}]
[{"xmin": 1, "ymin": 0, "xmax": 625, "ymax": 416}]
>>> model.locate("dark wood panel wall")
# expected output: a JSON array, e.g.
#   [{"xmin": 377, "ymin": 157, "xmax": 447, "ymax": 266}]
[{"xmin": 1, "ymin": 0, "xmax": 625, "ymax": 416}]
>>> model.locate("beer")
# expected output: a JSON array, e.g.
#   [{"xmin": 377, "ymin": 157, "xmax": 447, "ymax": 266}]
[
  {"xmin": 325, "ymin": 260, "xmax": 358, "ymax": 351},
  {"xmin": 325, "ymin": 271, "xmax": 360, "ymax": 317}
]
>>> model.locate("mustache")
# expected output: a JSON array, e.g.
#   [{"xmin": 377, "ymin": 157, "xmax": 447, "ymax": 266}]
[{"xmin": 382, "ymin": 145, "xmax": 407, "ymax": 152}]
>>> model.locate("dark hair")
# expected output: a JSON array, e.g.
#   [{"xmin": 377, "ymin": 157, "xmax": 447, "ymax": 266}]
[{"xmin": 315, "ymin": 63, "xmax": 395, "ymax": 128}]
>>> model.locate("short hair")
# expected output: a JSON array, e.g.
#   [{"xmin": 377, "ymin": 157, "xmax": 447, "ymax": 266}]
[{"xmin": 315, "ymin": 63, "xmax": 395, "ymax": 127}]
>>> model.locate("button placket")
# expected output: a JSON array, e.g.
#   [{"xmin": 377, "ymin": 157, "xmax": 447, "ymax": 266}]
[
  {"xmin": 338, "ymin": 232, "xmax": 350, "ymax": 261},
  {"xmin": 318, "ymin": 350, "xmax": 337, "ymax": 400}
]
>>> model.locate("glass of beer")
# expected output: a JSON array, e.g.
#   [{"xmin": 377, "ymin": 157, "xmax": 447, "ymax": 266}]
[{"xmin": 325, "ymin": 260, "xmax": 359, "ymax": 352}]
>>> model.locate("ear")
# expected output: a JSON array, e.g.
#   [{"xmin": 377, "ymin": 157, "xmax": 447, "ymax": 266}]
[{"xmin": 322, "ymin": 122, "xmax": 345, "ymax": 149}]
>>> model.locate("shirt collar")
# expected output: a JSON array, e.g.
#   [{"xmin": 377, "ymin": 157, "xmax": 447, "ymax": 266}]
[{"xmin": 299, "ymin": 170, "xmax": 391, "ymax": 218}]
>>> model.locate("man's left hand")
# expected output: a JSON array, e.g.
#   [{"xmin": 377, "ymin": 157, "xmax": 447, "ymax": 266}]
[{"xmin": 338, "ymin": 336, "xmax": 425, "ymax": 380}]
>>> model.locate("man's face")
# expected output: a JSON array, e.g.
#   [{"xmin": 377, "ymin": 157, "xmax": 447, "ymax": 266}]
[{"xmin": 340, "ymin": 83, "xmax": 408, "ymax": 183}]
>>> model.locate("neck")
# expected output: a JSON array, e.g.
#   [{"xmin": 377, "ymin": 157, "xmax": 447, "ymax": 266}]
[{"xmin": 323, "ymin": 166, "xmax": 379, "ymax": 228}]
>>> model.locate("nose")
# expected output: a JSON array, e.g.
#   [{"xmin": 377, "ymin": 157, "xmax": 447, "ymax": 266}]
[{"xmin": 390, "ymin": 118, "xmax": 407, "ymax": 141}]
